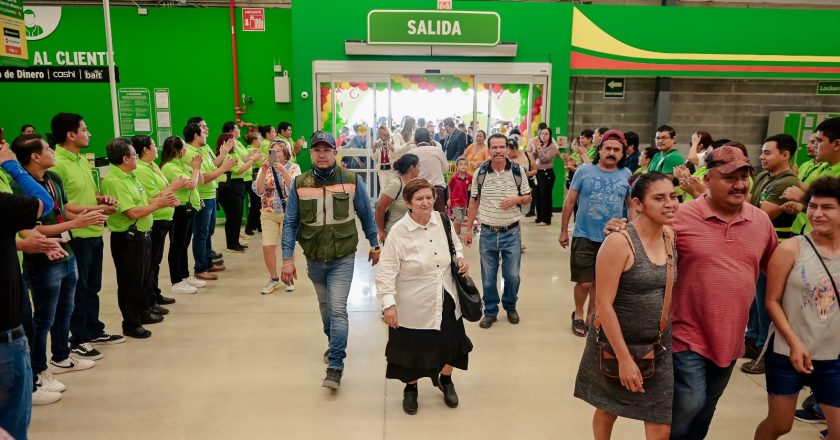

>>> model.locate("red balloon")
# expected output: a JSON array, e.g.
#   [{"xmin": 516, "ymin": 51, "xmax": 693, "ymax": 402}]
[
  {"xmin": 534, "ymin": 97, "xmax": 542, "ymax": 106},
  {"xmin": 491, "ymin": 83, "xmax": 502, "ymax": 94},
  {"xmin": 358, "ymin": 83, "xmax": 369, "ymax": 91}
]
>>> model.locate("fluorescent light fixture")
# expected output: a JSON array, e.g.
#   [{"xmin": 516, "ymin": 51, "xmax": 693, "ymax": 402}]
[
  {"xmin": 344, "ymin": 41, "xmax": 518, "ymax": 57},
  {"xmin": 432, "ymin": 43, "xmax": 517, "ymax": 57},
  {"xmin": 345, "ymin": 41, "xmax": 431, "ymax": 56}
]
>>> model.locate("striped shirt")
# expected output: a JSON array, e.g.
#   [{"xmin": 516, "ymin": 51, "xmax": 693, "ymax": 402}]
[
  {"xmin": 671, "ymin": 195, "xmax": 778, "ymax": 367},
  {"xmin": 470, "ymin": 160, "xmax": 531, "ymax": 227}
]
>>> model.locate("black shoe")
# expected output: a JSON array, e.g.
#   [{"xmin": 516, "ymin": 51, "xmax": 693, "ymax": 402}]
[
  {"xmin": 212, "ymin": 259, "xmax": 225, "ymax": 266},
  {"xmin": 123, "ymin": 326, "xmax": 152, "ymax": 339},
  {"xmin": 322, "ymin": 368, "xmax": 342, "ymax": 390},
  {"xmin": 479, "ymin": 316, "xmax": 497, "ymax": 329},
  {"xmin": 744, "ymin": 340, "xmax": 761, "ymax": 360},
  {"xmin": 140, "ymin": 313, "xmax": 164, "ymax": 325},
  {"xmin": 228, "ymin": 246, "xmax": 247, "ymax": 253},
  {"xmin": 740, "ymin": 358, "xmax": 765, "ymax": 374},
  {"xmin": 156, "ymin": 295, "xmax": 176, "ymax": 305},
  {"xmin": 150, "ymin": 304, "xmax": 169, "ymax": 316},
  {"xmin": 437, "ymin": 378, "xmax": 459, "ymax": 408},
  {"xmin": 506, "ymin": 309, "xmax": 520, "ymax": 324},
  {"xmin": 211, "ymin": 251, "xmax": 224, "ymax": 260},
  {"xmin": 244, "ymin": 229, "xmax": 255, "ymax": 236},
  {"xmin": 525, "ymin": 212, "xmax": 536, "ymax": 217},
  {"xmin": 403, "ymin": 389, "xmax": 418, "ymax": 415}
]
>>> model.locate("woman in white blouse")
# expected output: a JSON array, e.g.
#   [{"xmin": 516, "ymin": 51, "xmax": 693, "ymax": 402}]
[{"xmin": 376, "ymin": 178, "xmax": 473, "ymax": 416}]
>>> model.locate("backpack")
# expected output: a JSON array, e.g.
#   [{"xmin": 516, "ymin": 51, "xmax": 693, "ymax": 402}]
[{"xmin": 474, "ymin": 159, "xmax": 528, "ymax": 214}]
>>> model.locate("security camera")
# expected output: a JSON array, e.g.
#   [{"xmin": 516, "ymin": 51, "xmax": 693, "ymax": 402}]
[{"xmin": 301, "ymin": 91, "xmax": 309, "ymax": 99}]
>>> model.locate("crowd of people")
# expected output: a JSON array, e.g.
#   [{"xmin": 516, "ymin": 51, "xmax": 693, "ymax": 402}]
[{"xmin": 0, "ymin": 113, "xmax": 838, "ymax": 440}]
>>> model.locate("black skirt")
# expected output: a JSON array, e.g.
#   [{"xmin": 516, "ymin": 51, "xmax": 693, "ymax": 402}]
[{"xmin": 385, "ymin": 291, "xmax": 473, "ymax": 383}]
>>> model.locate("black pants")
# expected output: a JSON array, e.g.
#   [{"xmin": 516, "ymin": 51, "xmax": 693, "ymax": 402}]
[
  {"xmin": 110, "ymin": 231, "xmax": 151, "ymax": 330},
  {"xmin": 148, "ymin": 220, "xmax": 171, "ymax": 306},
  {"xmin": 246, "ymin": 183, "xmax": 262, "ymax": 233},
  {"xmin": 536, "ymin": 169, "xmax": 555, "ymax": 224},
  {"xmin": 217, "ymin": 179, "xmax": 245, "ymax": 250},
  {"xmin": 168, "ymin": 205, "xmax": 194, "ymax": 285},
  {"xmin": 528, "ymin": 178, "xmax": 539, "ymax": 215}
]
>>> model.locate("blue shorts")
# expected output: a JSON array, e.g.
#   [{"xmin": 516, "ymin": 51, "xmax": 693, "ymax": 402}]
[{"xmin": 765, "ymin": 348, "xmax": 840, "ymax": 407}]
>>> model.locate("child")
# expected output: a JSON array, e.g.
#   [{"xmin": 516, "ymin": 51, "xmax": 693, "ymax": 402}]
[{"xmin": 448, "ymin": 157, "xmax": 472, "ymax": 237}]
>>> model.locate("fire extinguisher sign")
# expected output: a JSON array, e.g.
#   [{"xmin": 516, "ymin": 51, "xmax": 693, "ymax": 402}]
[{"xmin": 242, "ymin": 8, "xmax": 265, "ymax": 32}]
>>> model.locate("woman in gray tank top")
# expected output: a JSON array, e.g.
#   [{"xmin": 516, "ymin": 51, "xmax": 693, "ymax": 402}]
[
  {"xmin": 755, "ymin": 176, "xmax": 840, "ymax": 440},
  {"xmin": 574, "ymin": 172, "xmax": 679, "ymax": 439}
]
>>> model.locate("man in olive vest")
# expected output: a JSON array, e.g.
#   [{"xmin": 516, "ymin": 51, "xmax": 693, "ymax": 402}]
[{"xmin": 281, "ymin": 131, "xmax": 379, "ymax": 390}]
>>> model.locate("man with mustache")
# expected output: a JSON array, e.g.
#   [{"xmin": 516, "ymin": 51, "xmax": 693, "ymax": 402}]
[{"xmin": 560, "ymin": 130, "xmax": 632, "ymax": 338}]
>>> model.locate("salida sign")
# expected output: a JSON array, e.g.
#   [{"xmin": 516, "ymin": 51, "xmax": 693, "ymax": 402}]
[{"xmin": 367, "ymin": 10, "xmax": 500, "ymax": 46}]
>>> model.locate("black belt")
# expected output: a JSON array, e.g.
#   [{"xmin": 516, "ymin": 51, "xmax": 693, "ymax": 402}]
[
  {"xmin": 481, "ymin": 221, "xmax": 519, "ymax": 233},
  {"xmin": 0, "ymin": 325, "xmax": 25, "ymax": 343},
  {"xmin": 112, "ymin": 230, "xmax": 151, "ymax": 237},
  {"xmin": 380, "ymin": 164, "xmax": 392, "ymax": 170}
]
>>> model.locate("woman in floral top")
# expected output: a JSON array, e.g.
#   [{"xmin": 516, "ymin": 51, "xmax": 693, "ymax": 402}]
[{"xmin": 253, "ymin": 140, "xmax": 301, "ymax": 294}]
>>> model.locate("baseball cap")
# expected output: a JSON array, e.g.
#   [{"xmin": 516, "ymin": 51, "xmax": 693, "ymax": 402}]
[
  {"xmin": 706, "ymin": 146, "xmax": 752, "ymax": 174},
  {"xmin": 309, "ymin": 131, "xmax": 337, "ymax": 149},
  {"xmin": 600, "ymin": 129, "xmax": 626, "ymax": 147}
]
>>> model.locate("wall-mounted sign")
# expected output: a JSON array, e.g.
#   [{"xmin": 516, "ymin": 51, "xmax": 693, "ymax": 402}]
[
  {"xmin": 0, "ymin": 65, "xmax": 117, "ymax": 82},
  {"xmin": 817, "ymin": 81, "xmax": 840, "ymax": 96},
  {"xmin": 118, "ymin": 88, "xmax": 153, "ymax": 136},
  {"xmin": 0, "ymin": 0, "xmax": 27, "ymax": 60},
  {"xmin": 242, "ymin": 8, "xmax": 265, "ymax": 32},
  {"xmin": 604, "ymin": 77, "xmax": 625, "ymax": 99},
  {"xmin": 367, "ymin": 10, "xmax": 500, "ymax": 46}
]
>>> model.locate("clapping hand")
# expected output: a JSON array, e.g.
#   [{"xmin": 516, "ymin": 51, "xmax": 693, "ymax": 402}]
[
  {"xmin": 190, "ymin": 154, "xmax": 203, "ymax": 170},
  {"xmin": 781, "ymin": 185, "xmax": 804, "ymax": 202}
]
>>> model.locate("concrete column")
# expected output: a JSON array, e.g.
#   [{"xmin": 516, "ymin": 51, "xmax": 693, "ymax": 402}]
[{"xmin": 652, "ymin": 77, "xmax": 671, "ymax": 141}]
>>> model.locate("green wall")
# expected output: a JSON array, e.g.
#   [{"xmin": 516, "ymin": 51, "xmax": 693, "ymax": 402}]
[{"xmin": 0, "ymin": 6, "xmax": 293, "ymax": 156}]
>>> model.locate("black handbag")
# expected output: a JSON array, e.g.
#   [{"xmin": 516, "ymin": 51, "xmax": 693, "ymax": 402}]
[
  {"xmin": 594, "ymin": 229, "xmax": 674, "ymax": 380},
  {"xmin": 440, "ymin": 214, "xmax": 483, "ymax": 322}
]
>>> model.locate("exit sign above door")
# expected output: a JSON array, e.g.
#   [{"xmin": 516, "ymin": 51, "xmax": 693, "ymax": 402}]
[{"xmin": 367, "ymin": 10, "xmax": 500, "ymax": 46}]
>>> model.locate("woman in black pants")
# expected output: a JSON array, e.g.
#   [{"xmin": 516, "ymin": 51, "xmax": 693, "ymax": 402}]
[
  {"xmin": 533, "ymin": 127, "xmax": 559, "ymax": 225},
  {"xmin": 160, "ymin": 136, "xmax": 204, "ymax": 295},
  {"xmin": 215, "ymin": 133, "xmax": 257, "ymax": 252}
]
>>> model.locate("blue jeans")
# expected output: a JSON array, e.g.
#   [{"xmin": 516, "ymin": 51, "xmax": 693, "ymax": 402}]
[
  {"xmin": 306, "ymin": 254, "xmax": 355, "ymax": 370},
  {"xmin": 68, "ymin": 237, "xmax": 105, "ymax": 344},
  {"xmin": 0, "ymin": 330, "xmax": 33, "ymax": 440},
  {"xmin": 24, "ymin": 257, "xmax": 77, "ymax": 375},
  {"xmin": 478, "ymin": 224, "xmax": 521, "ymax": 317},
  {"xmin": 193, "ymin": 199, "xmax": 216, "ymax": 273},
  {"xmin": 671, "ymin": 351, "xmax": 736, "ymax": 440},
  {"xmin": 746, "ymin": 272, "xmax": 770, "ymax": 348}
]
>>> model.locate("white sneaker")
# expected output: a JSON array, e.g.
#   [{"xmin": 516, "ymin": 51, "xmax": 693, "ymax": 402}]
[
  {"xmin": 184, "ymin": 277, "xmax": 207, "ymax": 288},
  {"xmin": 261, "ymin": 279, "xmax": 281, "ymax": 295},
  {"xmin": 286, "ymin": 283, "xmax": 295, "ymax": 292},
  {"xmin": 50, "ymin": 353, "xmax": 95, "ymax": 374},
  {"xmin": 37, "ymin": 371, "xmax": 66, "ymax": 393},
  {"xmin": 172, "ymin": 281, "xmax": 198, "ymax": 294},
  {"xmin": 32, "ymin": 386, "xmax": 62, "ymax": 405}
]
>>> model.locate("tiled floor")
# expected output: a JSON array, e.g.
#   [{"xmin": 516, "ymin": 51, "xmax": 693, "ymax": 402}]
[{"xmin": 29, "ymin": 219, "xmax": 823, "ymax": 439}]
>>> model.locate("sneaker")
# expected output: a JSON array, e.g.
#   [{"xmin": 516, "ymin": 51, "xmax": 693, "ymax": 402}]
[
  {"xmin": 71, "ymin": 343, "xmax": 103, "ymax": 361},
  {"xmin": 185, "ymin": 276, "xmax": 207, "ymax": 288},
  {"xmin": 50, "ymin": 353, "xmax": 95, "ymax": 374},
  {"xmin": 228, "ymin": 246, "xmax": 246, "ymax": 253},
  {"xmin": 211, "ymin": 251, "xmax": 223, "ymax": 260},
  {"xmin": 32, "ymin": 386, "xmax": 62, "ymax": 405},
  {"xmin": 36, "ymin": 371, "xmax": 66, "ymax": 393},
  {"xmin": 795, "ymin": 407, "xmax": 826, "ymax": 424},
  {"xmin": 261, "ymin": 279, "xmax": 281, "ymax": 295},
  {"xmin": 322, "ymin": 368, "xmax": 342, "ymax": 390},
  {"xmin": 172, "ymin": 281, "xmax": 198, "ymax": 294},
  {"xmin": 89, "ymin": 333, "xmax": 125, "ymax": 345},
  {"xmin": 740, "ymin": 358, "xmax": 765, "ymax": 374},
  {"xmin": 286, "ymin": 283, "xmax": 295, "ymax": 292}
]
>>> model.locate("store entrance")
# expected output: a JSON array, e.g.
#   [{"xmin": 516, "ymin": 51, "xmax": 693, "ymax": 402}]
[{"xmin": 313, "ymin": 61, "xmax": 550, "ymax": 198}]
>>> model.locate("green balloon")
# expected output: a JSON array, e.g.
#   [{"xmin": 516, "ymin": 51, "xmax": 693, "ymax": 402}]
[
  {"xmin": 392, "ymin": 82, "xmax": 402, "ymax": 92},
  {"xmin": 459, "ymin": 82, "xmax": 469, "ymax": 92}
]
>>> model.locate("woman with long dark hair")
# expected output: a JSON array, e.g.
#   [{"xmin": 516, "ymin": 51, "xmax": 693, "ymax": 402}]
[
  {"xmin": 533, "ymin": 127, "xmax": 559, "ymax": 225},
  {"xmin": 215, "ymin": 133, "xmax": 259, "ymax": 252}
]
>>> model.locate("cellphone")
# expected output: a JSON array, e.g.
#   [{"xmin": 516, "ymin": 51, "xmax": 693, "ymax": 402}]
[{"xmin": 269, "ymin": 149, "xmax": 279, "ymax": 166}]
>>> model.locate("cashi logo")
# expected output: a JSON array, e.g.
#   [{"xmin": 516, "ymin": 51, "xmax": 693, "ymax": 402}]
[{"xmin": 23, "ymin": 7, "xmax": 62, "ymax": 41}]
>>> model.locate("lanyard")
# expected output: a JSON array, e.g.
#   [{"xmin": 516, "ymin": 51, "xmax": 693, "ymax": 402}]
[{"xmin": 45, "ymin": 179, "xmax": 65, "ymax": 223}]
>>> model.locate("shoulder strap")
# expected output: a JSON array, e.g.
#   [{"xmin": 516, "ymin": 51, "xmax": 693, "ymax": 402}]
[
  {"xmin": 475, "ymin": 162, "xmax": 489, "ymax": 198},
  {"xmin": 440, "ymin": 213, "xmax": 456, "ymax": 259},
  {"xmin": 510, "ymin": 162, "xmax": 522, "ymax": 195},
  {"xmin": 802, "ymin": 234, "xmax": 840, "ymax": 306},
  {"xmin": 659, "ymin": 229, "xmax": 675, "ymax": 337}
]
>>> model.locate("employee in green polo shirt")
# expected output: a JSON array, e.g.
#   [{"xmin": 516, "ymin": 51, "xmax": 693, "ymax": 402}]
[
  {"xmin": 647, "ymin": 124, "xmax": 685, "ymax": 179},
  {"xmin": 780, "ymin": 117, "xmax": 840, "ymax": 235},
  {"xmin": 132, "ymin": 135, "xmax": 192, "ymax": 314},
  {"xmin": 160, "ymin": 136, "xmax": 205, "ymax": 295},
  {"xmin": 50, "ymin": 112, "xmax": 124, "ymax": 356},
  {"xmin": 101, "ymin": 138, "xmax": 178, "ymax": 339}
]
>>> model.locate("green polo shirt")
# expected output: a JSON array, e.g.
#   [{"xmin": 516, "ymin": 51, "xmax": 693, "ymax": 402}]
[
  {"xmin": 231, "ymin": 140, "xmax": 253, "ymax": 181},
  {"xmin": 183, "ymin": 144, "xmax": 217, "ymax": 200},
  {"xmin": 257, "ymin": 139, "xmax": 271, "ymax": 168},
  {"xmin": 135, "ymin": 161, "xmax": 173, "ymax": 221},
  {"xmin": 101, "ymin": 165, "xmax": 154, "ymax": 233},
  {"xmin": 648, "ymin": 149, "xmax": 684, "ymax": 174},
  {"xmin": 0, "ymin": 170, "xmax": 11, "ymax": 194},
  {"xmin": 161, "ymin": 159, "xmax": 199, "ymax": 207},
  {"xmin": 793, "ymin": 160, "xmax": 840, "ymax": 234},
  {"xmin": 52, "ymin": 146, "xmax": 104, "ymax": 238}
]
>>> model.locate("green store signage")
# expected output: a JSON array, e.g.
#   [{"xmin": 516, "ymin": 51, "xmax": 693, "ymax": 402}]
[{"xmin": 367, "ymin": 10, "xmax": 500, "ymax": 46}]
